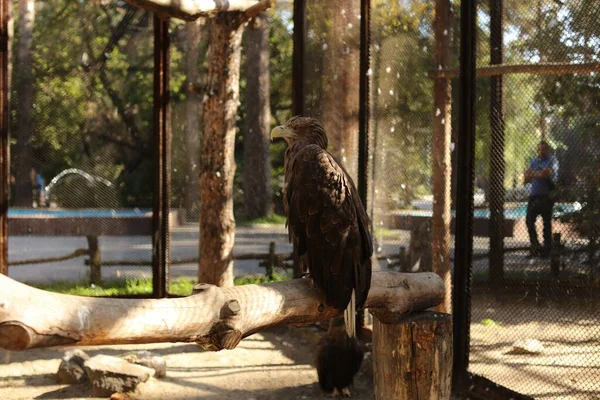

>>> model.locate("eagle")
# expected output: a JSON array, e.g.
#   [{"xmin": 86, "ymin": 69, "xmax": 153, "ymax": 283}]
[{"xmin": 270, "ymin": 116, "xmax": 372, "ymax": 339}]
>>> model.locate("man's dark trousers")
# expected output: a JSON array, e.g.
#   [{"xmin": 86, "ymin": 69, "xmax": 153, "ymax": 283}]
[{"xmin": 526, "ymin": 195, "xmax": 553, "ymax": 253}]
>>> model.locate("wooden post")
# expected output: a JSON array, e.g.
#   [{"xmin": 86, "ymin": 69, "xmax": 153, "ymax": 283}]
[
  {"xmin": 266, "ymin": 241, "xmax": 275, "ymax": 280},
  {"xmin": 372, "ymin": 311, "xmax": 452, "ymax": 400},
  {"xmin": 86, "ymin": 235, "xmax": 101, "ymax": 285},
  {"xmin": 550, "ymin": 232, "xmax": 561, "ymax": 278}
]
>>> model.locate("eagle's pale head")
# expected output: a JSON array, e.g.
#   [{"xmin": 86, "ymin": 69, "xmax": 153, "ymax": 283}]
[{"xmin": 270, "ymin": 116, "xmax": 328, "ymax": 149}]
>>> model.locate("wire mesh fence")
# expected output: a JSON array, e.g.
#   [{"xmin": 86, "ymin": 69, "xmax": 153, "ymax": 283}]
[
  {"xmin": 370, "ymin": 0, "xmax": 598, "ymax": 398},
  {"xmin": 8, "ymin": 1, "xmax": 155, "ymax": 290},
  {"xmin": 4, "ymin": 0, "xmax": 599, "ymax": 395},
  {"xmin": 468, "ymin": 1, "xmax": 600, "ymax": 398},
  {"xmin": 166, "ymin": 7, "xmax": 296, "ymax": 293}
]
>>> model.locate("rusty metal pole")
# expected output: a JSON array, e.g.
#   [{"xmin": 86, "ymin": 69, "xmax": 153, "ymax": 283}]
[
  {"xmin": 452, "ymin": 0, "xmax": 477, "ymax": 393},
  {"xmin": 152, "ymin": 15, "xmax": 171, "ymax": 297},
  {"xmin": 0, "ymin": 0, "xmax": 8, "ymax": 275},
  {"xmin": 489, "ymin": 0, "xmax": 505, "ymax": 284},
  {"xmin": 432, "ymin": 0, "xmax": 452, "ymax": 313},
  {"xmin": 291, "ymin": 0, "xmax": 305, "ymax": 279}
]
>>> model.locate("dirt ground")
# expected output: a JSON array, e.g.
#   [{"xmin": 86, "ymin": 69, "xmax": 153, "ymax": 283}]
[
  {"xmin": 470, "ymin": 293, "xmax": 600, "ymax": 400},
  {"xmin": 0, "ymin": 325, "xmax": 373, "ymax": 400},
  {"xmin": 2, "ymin": 294, "xmax": 599, "ymax": 400}
]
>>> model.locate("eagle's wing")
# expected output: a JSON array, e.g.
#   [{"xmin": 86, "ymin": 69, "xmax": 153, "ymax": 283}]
[{"xmin": 284, "ymin": 144, "xmax": 372, "ymax": 310}]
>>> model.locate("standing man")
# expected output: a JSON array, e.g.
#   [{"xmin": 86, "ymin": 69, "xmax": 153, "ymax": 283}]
[
  {"xmin": 524, "ymin": 141, "xmax": 559, "ymax": 257},
  {"xmin": 30, "ymin": 167, "xmax": 46, "ymax": 208}
]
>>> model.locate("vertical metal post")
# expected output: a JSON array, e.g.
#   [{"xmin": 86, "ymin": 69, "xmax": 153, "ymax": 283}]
[
  {"xmin": 432, "ymin": 0, "xmax": 452, "ymax": 313},
  {"xmin": 291, "ymin": 0, "xmax": 306, "ymax": 279},
  {"xmin": 452, "ymin": 0, "xmax": 477, "ymax": 393},
  {"xmin": 489, "ymin": 0, "xmax": 505, "ymax": 284},
  {"xmin": 356, "ymin": 0, "xmax": 371, "ymax": 337},
  {"xmin": 292, "ymin": 0, "xmax": 305, "ymax": 117},
  {"xmin": 358, "ymin": 0, "xmax": 370, "ymax": 206},
  {"xmin": 152, "ymin": 15, "xmax": 170, "ymax": 298},
  {"xmin": 0, "ymin": 0, "xmax": 8, "ymax": 275}
]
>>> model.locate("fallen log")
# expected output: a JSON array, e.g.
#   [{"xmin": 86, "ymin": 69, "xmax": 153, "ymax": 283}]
[
  {"xmin": 124, "ymin": 0, "xmax": 273, "ymax": 21},
  {"xmin": 0, "ymin": 271, "xmax": 444, "ymax": 351}
]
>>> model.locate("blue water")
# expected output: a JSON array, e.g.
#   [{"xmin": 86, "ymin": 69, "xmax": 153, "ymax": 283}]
[
  {"xmin": 8, "ymin": 208, "xmax": 151, "ymax": 218},
  {"xmin": 396, "ymin": 202, "xmax": 579, "ymax": 220}
]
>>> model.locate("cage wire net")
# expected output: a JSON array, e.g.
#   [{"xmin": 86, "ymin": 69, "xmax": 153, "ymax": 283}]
[
  {"xmin": 304, "ymin": 0, "xmax": 361, "ymax": 186},
  {"xmin": 468, "ymin": 0, "xmax": 600, "ymax": 398},
  {"xmin": 167, "ymin": 6, "xmax": 295, "ymax": 292},
  {"xmin": 369, "ymin": 0, "xmax": 451, "ymax": 275},
  {"xmin": 8, "ymin": 1, "xmax": 154, "ymax": 293}
]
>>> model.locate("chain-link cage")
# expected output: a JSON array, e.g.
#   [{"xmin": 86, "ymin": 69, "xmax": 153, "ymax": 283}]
[
  {"xmin": 368, "ymin": 0, "xmax": 459, "ymax": 322},
  {"xmin": 468, "ymin": 0, "xmax": 600, "ymax": 398},
  {"xmin": 304, "ymin": 0, "xmax": 361, "ymax": 184},
  {"xmin": 8, "ymin": 1, "xmax": 155, "ymax": 294},
  {"xmin": 370, "ymin": 0, "xmax": 599, "ymax": 398}
]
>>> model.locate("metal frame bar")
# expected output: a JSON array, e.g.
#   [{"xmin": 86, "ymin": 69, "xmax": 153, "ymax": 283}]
[
  {"xmin": 152, "ymin": 15, "xmax": 171, "ymax": 298},
  {"xmin": 356, "ymin": 0, "xmax": 371, "ymax": 337},
  {"xmin": 489, "ymin": 0, "xmax": 505, "ymax": 283},
  {"xmin": 0, "ymin": 0, "xmax": 7, "ymax": 275},
  {"xmin": 452, "ymin": 0, "xmax": 477, "ymax": 393},
  {"xmin": 358, "ymin": 0, "xmax": 370, "ymax": 206},
  {"xmin": 292, "ymin": 0, "xmax": 305, "ymax": 117}
]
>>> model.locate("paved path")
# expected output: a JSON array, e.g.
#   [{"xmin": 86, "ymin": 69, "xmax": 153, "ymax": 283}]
[{"xmin": 7, "ymin": 222, "xmax": 564, "ymax": 284}]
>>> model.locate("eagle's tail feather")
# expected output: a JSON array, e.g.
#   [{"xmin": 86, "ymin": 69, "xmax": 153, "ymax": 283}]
[{"xmin": 344, "ymin": 290, "xmax": 356, "ymax": 337}]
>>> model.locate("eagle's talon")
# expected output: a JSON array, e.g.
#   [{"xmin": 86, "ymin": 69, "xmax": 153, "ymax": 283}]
[
  {"xmin": 341, "ymin": 387, "xmax": 352, "ymax": 397},
  {"xmin": 329, "ymin": 388, "xmax": 340, "ymax": 397}
]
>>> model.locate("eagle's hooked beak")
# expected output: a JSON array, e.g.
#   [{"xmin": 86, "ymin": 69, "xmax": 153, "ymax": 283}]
[{"xmin": 270, "ymin": 125, "xmax": 295, "ymax": 142}]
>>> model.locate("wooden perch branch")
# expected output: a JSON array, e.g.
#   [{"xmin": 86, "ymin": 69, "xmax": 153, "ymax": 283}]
[
  {"xmin": 429, "ymin": 62, "xmax": 600, "ymax": 79},
  {"xmin": 124, "ymin": 0, "xmax": 273, "ymax": 21},
  {"xmin": 0, "ymin": 271, "xmax": 444, "ymax": 351}
]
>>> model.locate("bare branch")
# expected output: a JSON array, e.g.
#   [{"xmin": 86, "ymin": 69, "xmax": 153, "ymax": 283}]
[
  {"xmin": 124, "ymin": 0, "xmax": 274, "ymax": 21},
  {"xmin": 0, "ymin": 271, "xmax": 444, "ymax": 351}
]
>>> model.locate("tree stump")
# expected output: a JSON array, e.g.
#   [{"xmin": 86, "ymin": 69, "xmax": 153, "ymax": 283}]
[{"xmin": 371, "ymin": 311, "xmax": 452, "ymax": 400}]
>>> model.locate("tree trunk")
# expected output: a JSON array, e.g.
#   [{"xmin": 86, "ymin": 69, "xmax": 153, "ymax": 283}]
[
  {"xmin": 243, "ymin": 13, "xmax": 272, "ymax": 220},
  {"xmin": 198, "ymin": 13, "xmax": 245, "ymax": 287},
  {"xmin": 372, "ymin": 312, "xmax": 452, "ymax": 400},
  {"xmin": 432, "ymin": 0, "xmax": 452, "ymax": 313},
  {"xmin": 183, "ymin": 19, "xmax": 203, "ymax": 221},
  {"xmin": 322, "ymin": 0, "xmax": 359, "ymax": 181},
  {"xmin": 13, "ymin": 0, "xmax": 35, "ymax": 207},
  {"xmin": 0, "ymin": 271, "xmax": 445, "ymax": 350}
]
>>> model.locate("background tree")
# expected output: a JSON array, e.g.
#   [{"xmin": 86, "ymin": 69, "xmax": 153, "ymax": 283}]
[
  {"xmin": 198, "ymin": 12, "xmax": 251, "ymax": 287},
  {"xmin": 242, "ymin": 12, "xmax": 272, "ymax": 220},
  {"xmin": 13, "ymin": 0, "xmax": 35, "ymax": 206},
  {"xmin": 182, "ymin": 18, "xmax": 204, "ymax": 220}
]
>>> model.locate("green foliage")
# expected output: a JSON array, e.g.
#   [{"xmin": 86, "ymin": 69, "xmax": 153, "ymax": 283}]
[
  {"xmin": 480, "ymin": 318, "xmax": 502, "ymax": 328},
  {"xmin": 29, "ymin": 273, "xmax": 292, "ymax": 297},
  {"xmin": 10, "ymin": 0, "xmax": 599, "ymax": 226},
  {"xmin": 30, "ymin": 278, "xmax": 157, "ymax": 296},
  {"xmin": 238, "ymin": 213, "xmax": 287, "ymax": 226},
  {"xmin": 233, "ymin": 272, "xmax": 291, "ymax": 286}
]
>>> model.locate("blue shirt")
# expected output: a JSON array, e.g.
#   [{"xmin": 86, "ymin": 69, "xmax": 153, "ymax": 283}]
[
  {"xmin": 35, "ymin": 173, "xmax": 45, "ymax": 196},
  {"xmin": 530, "ymin": 156, "xmax": 558, "ymax": 196}
]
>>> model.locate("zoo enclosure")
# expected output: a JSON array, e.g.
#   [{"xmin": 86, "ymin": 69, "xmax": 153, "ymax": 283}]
[{"xmin": 0, "ymin": 0, "xmax": 599, "ymax": 398}]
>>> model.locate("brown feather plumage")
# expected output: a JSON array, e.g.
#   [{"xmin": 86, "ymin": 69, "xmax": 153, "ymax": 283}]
[{"xmin": 278, "ymin": 117, "xmax": 372, "ymax": 311}]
